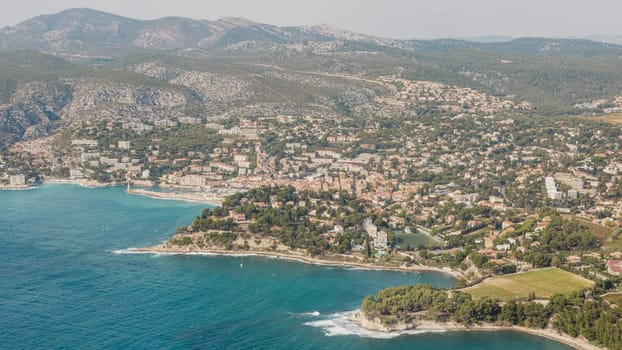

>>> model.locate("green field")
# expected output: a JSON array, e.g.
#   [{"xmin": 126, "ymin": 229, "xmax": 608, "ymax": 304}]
[
  {"xmin": 395, "ymin": 232, "xmax": 439, "ymax": 249},
  {"xmin": 604, "ymin": 230, "xmax": 622, "ymax": 249},
  {"xmin": 463, "ymin": 268, "xmax": 594, "ymax": 300}
]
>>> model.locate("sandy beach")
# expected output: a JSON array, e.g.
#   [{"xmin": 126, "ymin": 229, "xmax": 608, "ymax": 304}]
[
  {"xmin": 44, "ymin": 178, "xmax": 111, "ymax": 188},
  {"xmin": 349, "ymin": 312, "xmax": 601, "ymax": 350},
  {"xmin": 0, "ymin": 184, "xmax": 37, "ymax": 190},
  {"xmin": 126, "ymin": 188, "xmax": 226, "ymax": 205}
]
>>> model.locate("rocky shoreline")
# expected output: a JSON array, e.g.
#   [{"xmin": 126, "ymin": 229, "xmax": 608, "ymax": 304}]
[
  {"xmin": 125, "ymin": 245, "xmax": 465, "ymax": 279},
  {"xmin": 348, "ymin": 312, "xmax": 601, "ymax": 350}
]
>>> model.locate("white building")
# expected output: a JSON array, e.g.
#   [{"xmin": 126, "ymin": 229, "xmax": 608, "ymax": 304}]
[
  {"xmin": 317, "ymin": 149, "xmax": 342, "ymax": 159},
  {"xmin": 363, "ymin": 218, "xmax": 377, "ymax": 236},
  {"xmin": 362, "ymin": 218, "xmax": 388, "ymax": 249},
  {"xmin": 179, "ymin": 175, "xmax": 206, "ymax": 187},
  {"xmin": 375, "ymin": 231, "xmax": 388, "ymax": 250},
  {"xmin": 71, "ymin": 139, "xmax": 98, "ymax": 147},
  {"xmin": 118, "ymin": 141, "xmax": 131, "ymax": 150},
  {"xmin": 81, "ymin": 152, "xmax": 100, "ymax": 162},
  {"xmin": 9, "ymin": 174, "xmax": 25, "ymax": 185},
  {"xmin": 545, "ymin": 176, "xmax": 563, "ymax": 200},
  {"xmin": 69, "ymin": 169, "xmax": 84, "ymax": 179},
  {"xmin": 234, "ymin": 154, "xmax": 249, "ymax": 162}
]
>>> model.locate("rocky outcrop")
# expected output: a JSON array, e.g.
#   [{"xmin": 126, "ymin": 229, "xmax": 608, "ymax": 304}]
[
  {"xmin": 0, "ymin": 81, "xmax": 73, "ymax": 146},
  {"xmin": 0, "ymin": 76, "xmax": 206, "ymax": 146}
]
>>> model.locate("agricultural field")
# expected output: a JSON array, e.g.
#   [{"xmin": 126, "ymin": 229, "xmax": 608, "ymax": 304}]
[
  {"xmin": 586, "ymin": 113, "xmax": 622, "ymax": 124},
  {"xmin": 394, "ymin": 232, "xmax": 439, "ymax": 249},
  {"xmin": 602, "ymin": 293, "xmax": 622, "ymax": 305},
  {"xmin": 463, "ymin": 268, "xmax": 594, "ymax": 300}
]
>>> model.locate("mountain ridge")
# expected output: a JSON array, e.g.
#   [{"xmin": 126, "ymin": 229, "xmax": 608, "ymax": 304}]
[
  {"xmin": 3, "ymin": 8, "xmax": 622, "ymax": 56},
  {"xmin": 2, "ymin": 8, "xmax": 622, "ymax": 147}
]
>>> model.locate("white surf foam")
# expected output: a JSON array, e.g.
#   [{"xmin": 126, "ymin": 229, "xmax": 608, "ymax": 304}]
[
  {"xmin": 112, "ymin": 249, "xmax": 179, "ymax": 257},
  {"xmin": 300, "ymin": 311, "xmax": 321, "ymax": 317}
]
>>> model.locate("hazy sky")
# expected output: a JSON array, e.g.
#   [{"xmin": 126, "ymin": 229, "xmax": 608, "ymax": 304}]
[{"xmin": 2, "ymin": 0, "xmax": 622, "ymax": 39}]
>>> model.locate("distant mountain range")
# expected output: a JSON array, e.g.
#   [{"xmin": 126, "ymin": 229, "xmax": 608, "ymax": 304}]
[
  {"xmin": 2, "ymin": 8, "xmax": 622, "ymax": 56},
  {"xmin": 0, "ymin": 8, "xmax": 370, "ymax": 53},
  {"xmin": 587, "ymin": 35, "xmax": 622, "ymax": 46},
  {"xmin": 2, "ymin": 8, "xmax": 622, "ymax": 147}
]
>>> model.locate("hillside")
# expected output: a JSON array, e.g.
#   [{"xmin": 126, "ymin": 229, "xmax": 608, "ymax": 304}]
[{"xmin": 2, "ymin": 9, "xmax": 622, "ymax": 146}]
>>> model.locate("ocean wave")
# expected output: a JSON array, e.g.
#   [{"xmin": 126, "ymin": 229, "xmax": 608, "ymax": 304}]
[
  {"xmin": 300, "ymin": 311, "xmax": 321, "ymax": 317},
  {"xmin": 304, "ymin": 310, "xmax": 444, "ymax": 339}
]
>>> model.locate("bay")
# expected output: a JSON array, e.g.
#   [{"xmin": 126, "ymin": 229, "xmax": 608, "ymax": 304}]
[{"xmin": 0, "ymin": 185, "xmax": 572, "ymax": 349}]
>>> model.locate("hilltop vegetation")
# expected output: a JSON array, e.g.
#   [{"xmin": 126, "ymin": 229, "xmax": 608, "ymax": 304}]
[{"xmin": 361, "ymin": 284, "xmax": 622, "ymax": 349}]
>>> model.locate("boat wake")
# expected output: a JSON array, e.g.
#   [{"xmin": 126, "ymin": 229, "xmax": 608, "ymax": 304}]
[{"xmin": 303, "ymin": 310, "xmax": 445, "ymax": 339}]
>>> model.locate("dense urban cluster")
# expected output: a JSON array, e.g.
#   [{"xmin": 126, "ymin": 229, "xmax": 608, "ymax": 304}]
[{"xmin": 3, "ymin": 83, "xmax": 622, "ymax": 284}]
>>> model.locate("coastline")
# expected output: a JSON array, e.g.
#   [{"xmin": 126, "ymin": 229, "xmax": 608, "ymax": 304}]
[
  {"xmin": 0, "ymin": 184, "xmax": 37, "ymax": 190},
  {"xmin": 124, "ymin": 245, "xmax": 464, "ymax": 279},
  {"xmin": 349, "ymin": 312, "xmax": 601, "ymax": 350},
  {"xmin": 2, "ymin": 178, "xmax": 111, "ymax": 190},
  {"xmin": 43, "ymin": 178, "xmax": 112, "ymax": 188},
  {"xmin": 126, "ymin": 188, "xmax": 224, "ymax": 206},
  {"xmin": 29, "ymin": 182, "xmax": 594, "ymax": 349},
  {"xmin": 7, "ymin": 177, "xmax": 605, "ymax": 349},
  {"xmin": 17, "ymin": 178, "xmax": 228, "ymax": 205}
]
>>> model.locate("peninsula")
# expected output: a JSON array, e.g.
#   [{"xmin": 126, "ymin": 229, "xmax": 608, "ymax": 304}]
[{"xmin": 352, "ymin": 284, "xmax": 613, "ymax": 350}]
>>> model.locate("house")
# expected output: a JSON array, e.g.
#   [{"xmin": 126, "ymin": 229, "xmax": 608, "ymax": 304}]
[
  {"xmin": 496, "ymin": 243, "xmax": 511, "ymax": 251},
  {"xmin": 583, "ymin": 252, "xmax": 602, "ymax": 261},
  {"xmin": 81, "ymin": 152, "xmax": 100, "ymax": 162},
  {"xmin": 566, "ymin": 255, "xmax": 582, "ymax": 265},
  {"xmin": 234, "ymin": 154, "xmax": 249, "ymax": 162},
  {"xmin": 118, "ymin": 141, "xmax": 131, "ymax": 150},
  {"xmin": 501, "ymin": 221, "xmax": 513, "ymax": 230},
  {"xmin": 477, "ymin": 248, "xmax": 496, "ymax": 257},
  {"xmin": 229, "ymin": 211, "xmax": 247, "ymax": 223},
  {"xmin": 607, "ymin": 260, "xmax": 622, "ymax": 276},
  {"xmin": 610, "ymin": 252, "xmax": 622, "ymax": 259}
]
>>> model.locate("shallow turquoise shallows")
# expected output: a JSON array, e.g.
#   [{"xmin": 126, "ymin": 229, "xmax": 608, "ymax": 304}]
[{"xmin": 0, "ymin": 185, "xmax": 572, "ymax": 349}]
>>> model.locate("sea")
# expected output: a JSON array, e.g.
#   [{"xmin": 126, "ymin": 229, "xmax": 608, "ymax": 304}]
[{"xmin": 0, "ymin": 185, "xmax": 573, "ymax": 349}]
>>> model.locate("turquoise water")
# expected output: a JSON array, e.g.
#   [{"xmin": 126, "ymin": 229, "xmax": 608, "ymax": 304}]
[{"xmin": 0, "ymin": 185, "xmax": 572, "ymax": 349}]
